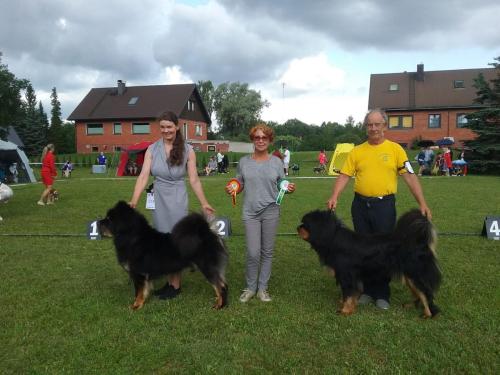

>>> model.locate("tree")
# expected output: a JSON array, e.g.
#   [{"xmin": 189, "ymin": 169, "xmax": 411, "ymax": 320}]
[
  {"xmin": 18, "ymin": 83, "xmax": 46, "ymax": 156},
  {"xmin": 197, "ymin": 80, "xmax": 215, "ymax": 120},
  {"xmin": 0, "ymin": 52, "xmax": 28, "ymax": 139},
  {"xmin": 213, "ymin": 82, "xmax": 269, "ymax": 137},
  {"xmin": 48, "ymin": 87, "xmax": 65, "ymax": 150},
  {"xmin": 464, "ymin": 57, "xmax": 500, "ymax": 174}
]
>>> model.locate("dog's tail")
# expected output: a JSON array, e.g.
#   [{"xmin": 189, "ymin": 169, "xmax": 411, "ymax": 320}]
[{"xmin": 395, "ymin": 209, "xmax": 441, "ymax": 294}]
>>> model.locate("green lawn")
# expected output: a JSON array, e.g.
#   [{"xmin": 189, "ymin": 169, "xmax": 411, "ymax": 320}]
[{"xmin": 1, "ymin": 166, "xmax": 499, "ymax": 374}]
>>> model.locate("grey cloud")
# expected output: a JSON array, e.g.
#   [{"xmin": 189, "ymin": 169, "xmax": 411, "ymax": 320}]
[{"xmin": 218, "ymin": 0, "xmax": 500, "ymax": 50}]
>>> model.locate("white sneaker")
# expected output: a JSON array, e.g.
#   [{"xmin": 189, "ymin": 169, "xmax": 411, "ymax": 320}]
[
  {"xmin": 257, "ymin": 289, "xmax": 272, "ymax": 302},
  {"xmin": 239, "ymin": 289, "xmax": 256, "ymax": 303},
  {"xmin": 37, "ymin": 201, "xmax": 45, "ymax": 206}
]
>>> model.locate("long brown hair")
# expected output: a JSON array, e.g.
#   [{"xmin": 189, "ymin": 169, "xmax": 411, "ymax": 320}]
[{"xmin": 158, "ymin": 111, "xmax": 184, "ymax": 166}]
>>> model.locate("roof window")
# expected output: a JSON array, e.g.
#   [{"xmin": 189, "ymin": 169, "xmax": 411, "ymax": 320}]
[{"xmin": 128, "ymin": 97, "xmax": 139, "ymax": 105}]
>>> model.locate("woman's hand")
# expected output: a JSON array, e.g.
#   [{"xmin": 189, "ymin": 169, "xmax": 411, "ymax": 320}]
[
  {"xmin": 287, "ymin": 182, "xmax": 296, "ymax": 193},
  {"xmin": 202, "ymin": 204, "xmax": 215, "ymax": 217},
  {"xmin": 225, "ymin": 185, "xmax": 234, "ymax": 195}
]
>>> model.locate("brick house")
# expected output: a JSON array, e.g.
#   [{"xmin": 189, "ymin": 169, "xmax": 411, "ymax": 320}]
[
  {"xmin": 368, "ymin": 64, "xmax": 496, "ymax": 147},
  {"xmin": 68, "ymin": 81, "xmax": 229, "ymax": 153}
]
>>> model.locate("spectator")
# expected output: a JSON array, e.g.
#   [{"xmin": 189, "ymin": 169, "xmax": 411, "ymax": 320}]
[
  {"xmin": 318, "ymin": 149, "xmax": 328, "ymax": 172},
  {"xmin": 97, "ymin": 152, "xmax": 107, "ymax": 166},
  {"xmin": 61, "ymin": 160, "xmax": 73, "ymax": 178},
  {"xmin": 283, "ymin": 146, "xmax": 290, "ymax": 176},
  {"xmin": 217, "ymin": 151, "xmax": 224, "ymax": 173},
  {"xmin": 205, "ymin": 156, "xmax": 218, "ymax": 176}
]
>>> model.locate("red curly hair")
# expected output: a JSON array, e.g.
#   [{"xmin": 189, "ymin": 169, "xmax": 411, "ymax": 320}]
[{"xmin": 249, "ymin": 123, "xmax": 274, "ymax": 142}]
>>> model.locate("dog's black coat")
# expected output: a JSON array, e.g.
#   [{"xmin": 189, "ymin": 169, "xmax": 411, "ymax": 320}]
[
  {"xmin": 298, "ymin": 209, "xmax": 441, "ymax": 317},
  {"xmin": 98, "ymin": 201, "xmax": 228, "ymax": 309}
]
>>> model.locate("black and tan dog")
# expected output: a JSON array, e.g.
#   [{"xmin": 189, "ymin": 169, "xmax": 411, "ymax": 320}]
[
  {"xmin": 98, "ymin": 201, "xmax": 228, "ymax": 310},
  {"xmin": 298, "ymin": 209, "xmax": 441, "ymax": 318}
]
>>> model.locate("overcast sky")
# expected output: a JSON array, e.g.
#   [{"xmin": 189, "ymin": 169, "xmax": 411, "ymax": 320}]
[{"xmin": 1, "ymin": 0, "xmax": 499, "ymax": 126}]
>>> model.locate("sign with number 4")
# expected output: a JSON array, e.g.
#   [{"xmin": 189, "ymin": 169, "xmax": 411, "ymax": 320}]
[
  {"xmin": 482, "ymin": 216, "xmax": 500, "ymax": 240},
  {"xmin": 88, "ymin": 220, "xmax": 101, "ymax": 240},
  {"xmin": 211, "ymin": 217, "xmax": 231, "ymax": 238}
]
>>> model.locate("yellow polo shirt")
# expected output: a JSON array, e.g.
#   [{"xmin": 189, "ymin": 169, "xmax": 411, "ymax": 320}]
[{"xmin": 340, "ymin": 140, "xmax": 409, "ymax": 197}]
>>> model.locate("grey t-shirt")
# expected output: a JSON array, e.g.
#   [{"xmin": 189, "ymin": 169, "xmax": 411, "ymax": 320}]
[{"xmin": 236, "ymin": 154, "xmax": 285, "ymax": 219}]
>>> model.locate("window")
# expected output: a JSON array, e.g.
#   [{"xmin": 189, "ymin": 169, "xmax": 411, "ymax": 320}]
[
  {"xmin": 208, "ymin": 145, "xmax": 216, "ymax": 152},
  {"xmin": 128, "ymin": 97, "xmax": 139, "ymax": 105},
  {"xmin": 114, "ymin": 146, "xmax": 122, "ymax": 152},
  {"xmin": 454, "ymin": 80, "xmax": 465, "ymax": 89},
  {"xmin": 183, "ymin": 123, "xmax": 188, "ymax": 139},
  {"xmin": 113, "ymin": 123, "xmax": 122, "ymax": 134},
  {"xmin": 91, "ymin": 146, "xmax": 99, "ymax": 152},
  {"xmin": 86, "ymin": 123, "xmax": 103, "ymax": 135},
  {"xmin": 132, "ymin": 123, "xmax": 150, "ymax": 134},
  {"xmin": 389, "ymin": 83, "xmax": 399, "ymax": 91},
  {"xmin": 187, "ymin": 100, "xmax": 195, "ymax": 111},
  {"xmin": 195, "ymin": 124, "xmax": 202, "ymax": 136},
  {"xmin": 388, "ymin": 115, "xmax": 413, "ymax": 129},
  {"xmin": 457, "ymin": 113, "xmax": 468, "ymax": 128},
  {"xmin": 428, "ymin": 114, "xmax": 441, "ymax": 128}
]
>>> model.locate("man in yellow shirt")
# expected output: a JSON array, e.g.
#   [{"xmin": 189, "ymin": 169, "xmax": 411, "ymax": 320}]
[{"xmin": 327, "ymin": 109, "xmax": 432, "ymax": 310}]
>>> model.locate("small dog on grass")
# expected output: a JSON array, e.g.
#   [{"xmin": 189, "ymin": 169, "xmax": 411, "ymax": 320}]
[
  {"xmin": 98, "ymin": 201, "xmax": 229, "ymax": 310},
  {"xmin": 47, "ymin": 189, "xmax": 59, "ymax": 204},
  {"xmin": 297, "ymin": 209, "xmax": 442, "ymax": 318}
]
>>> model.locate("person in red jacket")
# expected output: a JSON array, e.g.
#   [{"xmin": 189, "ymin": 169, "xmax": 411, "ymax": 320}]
[
  {"xmin": 38, "ymin": 144, "xmax": 57, "ymax": 205},
  {"xmin": 442, "ymin": 147, "xmax": 453, "ymax": 176}
]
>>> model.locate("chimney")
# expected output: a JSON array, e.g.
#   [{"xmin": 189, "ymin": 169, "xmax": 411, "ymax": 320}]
[
  {"xmin": 117, "ymin": 80, "xmax": 126, "ymax": 95},
  {"xmin": 416, "ymin": 64, "xmax": 424, "ymax": 81}
]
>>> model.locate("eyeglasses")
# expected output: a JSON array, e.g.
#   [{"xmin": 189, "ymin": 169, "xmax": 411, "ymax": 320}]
[
  {"xmin": 366, "ymin": 122, "xmax": 385, "ymax": 127},
  {"xmin": 253, "ymin": 136, "xmax": 269, "ymax": 141}
]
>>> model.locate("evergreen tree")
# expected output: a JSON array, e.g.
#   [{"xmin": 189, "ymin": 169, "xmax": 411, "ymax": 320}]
[
  {"xmin": 464, "ymin": 57, "xmax": 500, "ymax": 174},
  {"xmin": 49, "ymin": 87, "xmax": 64, "ymax": 149},
  {"xmin": 19, "ymin": 83, "xmax": 45, "ymax": 156},
  {"xmin": 38, "ymin": 101, "xmax": 49, "ymax": 144},
  {"xmin": 0, "ymin": 52, "xmax": 28, "ymax": 139}
]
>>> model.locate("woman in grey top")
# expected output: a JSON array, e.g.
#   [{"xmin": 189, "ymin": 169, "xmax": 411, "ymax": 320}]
[
  {"xmin": 130, "ymin": 111, "xmax": 215, "ymax": 299},
  {"xmin": 226, "ymin": 124, "xmax": 295, "ymax": 303}
]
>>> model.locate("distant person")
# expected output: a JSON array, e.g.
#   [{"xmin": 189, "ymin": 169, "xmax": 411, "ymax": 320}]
[
  {"xmin": 222, "ymin": 153, "xmax": 229, "ymax": 173},
  {"xmin": 327, "ymin": 109, "xmax": 431, "ymax": 311},
  {"xmin": 283, "ymin": 146, "xmax": 290, "ymax": 176},
  {"xmin": 38, "ymin": 144, "xmax": 57, "ymax": 206},
  {"xmin": 97, "ymin": 152, "xmax": 107, "ymax": 166},
  {"xmin": 205, "ymin": 156, "xmax": 217, "ymax": 176},
  {"xmin": 442, "ymin": 147, "xmax": 452, "ymax": 176},
  {"xmin": 318, "ymin": 149, "xmax": 328, "ymax": 172},
  {"xmin": 216, "ymin": 151, "xmax": 224, "ymax": 173},
  {"xmin": 9, "ymin": 162, "xmax": 18, "ymax": 183},
  {"xmin": 62, "ymin": 160, "xmax": 73, "ymax": 178}
]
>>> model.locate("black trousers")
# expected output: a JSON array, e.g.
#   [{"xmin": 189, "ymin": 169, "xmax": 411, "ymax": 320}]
[{"xmin": 351, "ymin": 193, "xmax": 396, "ymax": 301}]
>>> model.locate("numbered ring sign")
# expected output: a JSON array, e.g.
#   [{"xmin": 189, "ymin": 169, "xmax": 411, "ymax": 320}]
[
  {"xmin": 211, "ymin": 217, "xmax": 231, "ymax": 238},
  {"xmin": 482, "ymin": 216, "xmax": 500, "ymax": 240},
  {"xmin": 88, "ymin": 220, "xmax": 102, "ymax": 240}
]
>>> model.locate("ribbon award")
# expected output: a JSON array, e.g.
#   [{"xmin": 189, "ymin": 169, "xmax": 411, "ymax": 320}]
[{"xmin": 276, "ymin": 180, "xmax": 289, "ymax": 205}]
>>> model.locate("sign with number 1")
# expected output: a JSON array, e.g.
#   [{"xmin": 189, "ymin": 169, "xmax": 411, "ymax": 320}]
[{"xmin": 88, "ymin": 220, "xmax": 101, "ymax": 240}]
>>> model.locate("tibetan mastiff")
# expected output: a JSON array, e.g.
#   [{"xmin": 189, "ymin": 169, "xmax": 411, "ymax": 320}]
[
  {"xmin": 298, "ymin": 209, "xmax": 441, "ymax": 318},
  {"xmin": 98, "ymin": 201, "xmax": 228, "ymax": 310}
]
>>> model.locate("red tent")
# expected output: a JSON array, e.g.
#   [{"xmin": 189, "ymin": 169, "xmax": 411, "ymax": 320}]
[{"xmin": 116, "ymin": 141, "xmax": 153, "ymax": 176}]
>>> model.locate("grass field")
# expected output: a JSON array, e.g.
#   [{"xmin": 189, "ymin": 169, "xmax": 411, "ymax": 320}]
[{"xmin": 1, "ymin": 162, "xmax": 499, "ymax": 374}]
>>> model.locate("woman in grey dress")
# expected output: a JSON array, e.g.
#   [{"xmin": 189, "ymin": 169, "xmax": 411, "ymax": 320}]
[
  {"xmin": 130, "ymin": 111, "xmax": 215, "ymax": 299},
  {"xmin": 226, "ymin": 124, "xmax": 295, "ymax": 303}
]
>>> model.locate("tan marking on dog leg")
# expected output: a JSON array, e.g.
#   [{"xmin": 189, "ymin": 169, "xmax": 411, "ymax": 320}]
[
  {"xmin": 131, "ymin": 284, "xmax": 146, "ymax": 310},
  {"xmin": 339, "ymin": 296, "xmax": 357, "ymax": 316},
  {"xmin": 406, "ymin": 278, "xmax": 432, "ymax": 318},
  {"xmin": 212, "ymin": 285, "xmax": 223, "ymax": 309},
  {"xmin": 402, "ymin": 276, "xmax": 421, "ymax": 308}
]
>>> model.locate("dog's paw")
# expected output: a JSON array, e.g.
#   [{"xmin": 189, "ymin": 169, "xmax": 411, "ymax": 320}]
[{"xmin": 130, "ymin": 301, "xmax": 144, "ymax": 310}]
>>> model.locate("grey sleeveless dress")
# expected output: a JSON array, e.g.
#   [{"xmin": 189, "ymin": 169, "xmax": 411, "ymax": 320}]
[{"xmin": 149, "ymin": 140, "xmax": 192, "ymax": 233}]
